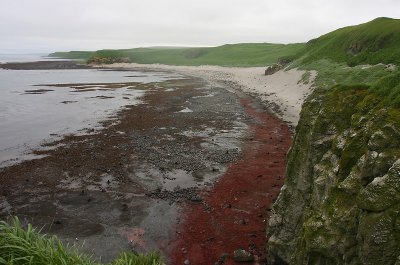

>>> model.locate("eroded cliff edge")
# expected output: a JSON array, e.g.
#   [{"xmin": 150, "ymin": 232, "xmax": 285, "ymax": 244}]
[{"xmin": 267, "ymin": 85, "xmax": 400, "ymax": 265}]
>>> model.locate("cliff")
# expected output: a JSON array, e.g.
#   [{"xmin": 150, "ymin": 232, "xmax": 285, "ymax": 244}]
[
  {"xmin": 267, "ymin": 83, "xmax": 400, "ymax": 264},
  {"xmin": 267, "ymin": 17, "xmax": 400, "ymax": 264}
]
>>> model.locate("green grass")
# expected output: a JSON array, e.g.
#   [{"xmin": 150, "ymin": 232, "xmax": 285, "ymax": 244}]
[
  {"xmin": 372, "ymin": 69, "xmax": 400, "ymax": 106},
  {"xmin": 0, "ymin": 217, "xmax": 163, "ymax": 265},
  {"xmin": 50, "ymin": 43, "xmax": 305, "ymax": 67},
  {"xmin": 294, "ymin": 59, "xmax": 393, "ymax": 88},
  {"xmin": 293, "ymin": 58, "xmax": 400, "ymax": 107},
  {"xmin": 299, "ymin": 17, "xmax": 400, "ymax": 66},
  {"xmin": 49, "ymin": 51, "xmax": 95, "ymax": 60},
  {"xmin": 50, "ymin": 17, "xmax": 400, "ymax": 68}
]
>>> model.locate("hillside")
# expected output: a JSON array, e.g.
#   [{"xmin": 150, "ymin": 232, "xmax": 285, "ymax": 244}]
[
  {"xmin": 49, "ymin": 18, "xmax": 400, "ymax": 68},
  {"xmin": 49, "ymin": 50, "xmax": 95, "ymax": 59},
  {"xmin": 299, "ymin": 17, "xmax": 400, "ymax": 66},
  {"xmin": 49, "ymin": 43, "xmax": 305, "ymax": 67},
  {"xmin": 267, "ymin": 18, "xmax": 400, "ymax": 265}
]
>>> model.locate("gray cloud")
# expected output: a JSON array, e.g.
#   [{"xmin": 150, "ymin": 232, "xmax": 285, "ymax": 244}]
[{"xmin": 1, "ymin": 0, "xmax": 399, "ymax": 53}]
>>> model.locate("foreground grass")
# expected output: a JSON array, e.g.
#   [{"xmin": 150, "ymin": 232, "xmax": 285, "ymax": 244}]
[{"xmin": 0, "ymin": 217, "xmax": 163, "ymax": 265}]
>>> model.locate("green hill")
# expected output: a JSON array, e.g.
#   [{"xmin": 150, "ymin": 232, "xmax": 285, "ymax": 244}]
[
  {"xmin": 49, "ymin": 17, "xmax": 400, "ymax": 68},
  {"xmin": 49, "ymin": 51, "xmax": 95, "ymax": 59},
  {"xmin": 300, "ymin": 17, "xmax": 400, "ymax": 66},
  {"xmin": 50, "ymin": 43, "xmax": 305, "ymax": 67}
]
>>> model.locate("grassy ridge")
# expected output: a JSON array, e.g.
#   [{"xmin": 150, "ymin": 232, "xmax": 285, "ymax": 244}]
[
  {"xmin": 0, "ymin": 217, "xmax": 163, "ymax": 265},
  {"xmin": 289, "ymin": 17, "xmax": 400, "ymax": 106},
  {"xmin": 49, "ymin": 51, "xmax": 95, "ymax": 59},
  {"xmin": 50, "ymin": 43, "xmax": 305, "ymax": 67},
  {"xmin": 49, "ymin": 17, "xmax": 400, "ymax": 68},
  {"xmin": 300, "ymin": 17, "xmax": 400, "ymax": 66}
]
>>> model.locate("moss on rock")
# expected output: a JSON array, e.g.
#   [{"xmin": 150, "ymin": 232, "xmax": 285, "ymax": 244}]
[{"xmin": 267, "ymin": 85, "xmax": 400, "ymax": 265}]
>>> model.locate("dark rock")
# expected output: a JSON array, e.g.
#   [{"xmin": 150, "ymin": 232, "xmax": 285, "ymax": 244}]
[
  {"xmin": 87, "ymin": 56, "xmax": 131, "ymax": 65},
  {"xmin": 190, "ymin": 195, "xmax": 203, "ymax": 202},
  {"xmin": 233, "ymin": 249, "xmax": 254, "ymax": 262},
  {"xmin": 264, "ymin": 64, "xmax": 284, "ymax": 75},
  {"xmin": 219, "ymin": 253, "xmax": 229, "ymax": 262}
]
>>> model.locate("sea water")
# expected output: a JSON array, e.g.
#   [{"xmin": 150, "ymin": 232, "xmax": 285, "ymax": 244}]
[{"xmin": 0, "ymin": 61, "xmax": 181, "ymax": 167}]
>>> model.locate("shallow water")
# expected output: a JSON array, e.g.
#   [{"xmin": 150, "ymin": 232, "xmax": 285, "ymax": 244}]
[
  {"xmin": 0, "ymin": 53, "xmax": 62, "ymax": 63},
  {"xmin": 0, "ymin": 68, "xmax": 181, "ymax": 166}
]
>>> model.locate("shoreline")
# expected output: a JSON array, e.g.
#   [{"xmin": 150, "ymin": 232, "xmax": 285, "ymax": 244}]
[
  {"xmin": 0, "ymin": 73, "xmax": 252, "ymax": 262},
  {"xmin": 100, "ymin": 63, "xmax": 317, "ymax": 127},
  {"xmin": 0, "ymin": 62, "xmax": 314, "ymax": 264}
]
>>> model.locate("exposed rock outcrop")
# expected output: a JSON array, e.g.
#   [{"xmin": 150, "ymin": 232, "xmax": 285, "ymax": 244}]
[
  {"xmin": 267, "ymin": 85, "xmax": 400, "ymax": 264},
  {"xmin": 265, "ymin": 64, "xmax": 284, "ymax": 75},
  {"xmin": 87, "ymin": 57, "xmax": 131, "ymax": 64}
]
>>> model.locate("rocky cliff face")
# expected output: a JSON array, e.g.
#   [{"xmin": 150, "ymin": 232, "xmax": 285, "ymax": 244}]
[{"xmin": 267, "ymin": 85, "xmax": 400, "ymax": 265}]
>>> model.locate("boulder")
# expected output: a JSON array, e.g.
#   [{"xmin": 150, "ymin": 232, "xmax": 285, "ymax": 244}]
[
  {"xmin": 264, "ymin": 64, "xmax": 283, "ymax": 75},
  {"xmin": 233, "ymin": 249, "xmax": 254, "ymax": 262}
]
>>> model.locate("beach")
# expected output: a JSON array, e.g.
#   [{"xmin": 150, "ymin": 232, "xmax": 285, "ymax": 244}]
[
  {"xmin": 0, "ymin": 61, "xmax": 315, "ymax": 264},
  {"xmin": 105, "ymin": 63, "xmax": 317, "ymax": 126}
]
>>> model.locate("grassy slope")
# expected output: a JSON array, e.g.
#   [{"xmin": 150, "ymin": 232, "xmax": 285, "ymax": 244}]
[
  {"xmin": 50, "ymin": 17, "xmax": 400, "ymax": 68},
  {"xmin": 50, "ymin": 43, "xmax": 305, "ymax": 67},
  {"xmin": 49, "ymin": 51, "xmax": 95, "ymax": 59},
  {"xmin": 291, "ymin": 17, "xmax": 400, "ymax": 106},
  {"xmin": 299, "ymin": 17, "xmax": 400, "ymax": 66},
  {"xmin": 0, "ymin": 217, "xmax": 163, "ymax": 265}
]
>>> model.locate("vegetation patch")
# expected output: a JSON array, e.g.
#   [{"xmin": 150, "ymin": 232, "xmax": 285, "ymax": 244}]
[{"xmin": 0, "ymin": 217, "xmax": 163, "ymax": 265}]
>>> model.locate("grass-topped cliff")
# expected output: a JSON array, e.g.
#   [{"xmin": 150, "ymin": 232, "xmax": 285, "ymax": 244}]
[{"xmin": 267, "ymin": 17, "xmax": 400, "ymax": 265}]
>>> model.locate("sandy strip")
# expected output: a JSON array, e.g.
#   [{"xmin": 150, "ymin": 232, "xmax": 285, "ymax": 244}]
[{"xmin": 103, "ymin": 63, "xmax": 317, "ymax": 126}]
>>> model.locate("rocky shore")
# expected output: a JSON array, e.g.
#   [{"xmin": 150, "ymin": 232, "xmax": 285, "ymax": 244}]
[
  {"xmin": 0, "ymin": 68, "xmax": 267, "ymax": 262},
  {"xmin": 0, "ymin": 60, "xmax": 91, "ymax": 70},
  {"xmin": 0, "ymin": 62, "xmax": 310, "ymax": 264}
]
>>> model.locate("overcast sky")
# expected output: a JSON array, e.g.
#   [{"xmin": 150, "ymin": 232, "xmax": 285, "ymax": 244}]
[{"xmin": 1, "ymin": 0, "xmax": 399, "ymax": 53}]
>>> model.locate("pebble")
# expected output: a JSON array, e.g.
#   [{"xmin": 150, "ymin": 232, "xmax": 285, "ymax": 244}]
[{"xmin": 184, "ymin": 259, "xmax": 190, "ymax": 265}]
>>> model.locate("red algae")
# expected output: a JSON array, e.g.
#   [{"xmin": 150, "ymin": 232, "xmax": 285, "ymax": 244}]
[{"xmin": 169, "ymin": 98, "xmax": 292, "ymax": 265}]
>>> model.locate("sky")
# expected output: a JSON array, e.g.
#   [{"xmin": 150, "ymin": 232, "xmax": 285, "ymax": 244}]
[{"xmin": 1, "ymin": 0, "xmax": 399, "ymax": 53}]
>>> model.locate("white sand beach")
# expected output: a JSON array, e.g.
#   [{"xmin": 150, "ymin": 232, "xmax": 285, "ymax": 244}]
[{"xmin": 105, "ymin": 63, "xmax": 317, "ymax": 126}]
